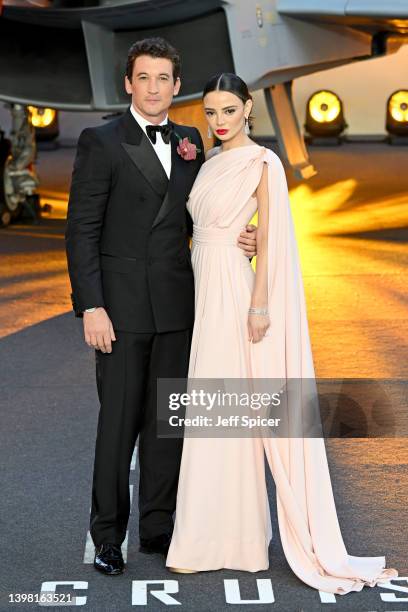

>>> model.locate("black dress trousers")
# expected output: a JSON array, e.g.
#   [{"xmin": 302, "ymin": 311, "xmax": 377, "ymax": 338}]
[{"xmin": 89, "ymin": 327, "xmax": 192, "ymax": 546}]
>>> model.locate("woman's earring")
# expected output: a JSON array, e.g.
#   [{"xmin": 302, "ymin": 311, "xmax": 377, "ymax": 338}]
[
  {"xmin": 244, "ymin": 117, "xmax": 250, "ymax": 135},
  {"xmin": 207, "ymin": 125, "xmax": 213, "ymax": 139}
]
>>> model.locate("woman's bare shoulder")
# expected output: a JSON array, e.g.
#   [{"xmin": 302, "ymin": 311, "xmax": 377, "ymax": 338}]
[{"xmin": 205, "ymin": 146, "xmax": 222, "ymax": 161}]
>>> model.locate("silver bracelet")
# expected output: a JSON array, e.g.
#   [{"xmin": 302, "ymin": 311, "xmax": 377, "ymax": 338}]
[{"xmin": 248, "ymin": 307, "xmax": 268, "ymax": 316}]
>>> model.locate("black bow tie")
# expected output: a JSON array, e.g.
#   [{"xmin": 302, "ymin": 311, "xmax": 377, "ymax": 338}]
[{"xmin": 146, "ymin": 123, "xmax": 173, "ymax": 145}]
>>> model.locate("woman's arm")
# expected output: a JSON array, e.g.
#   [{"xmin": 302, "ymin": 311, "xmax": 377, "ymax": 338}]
[{"xmin": 248, "ymin": 162, "xmax": 270, "ymax": 343}]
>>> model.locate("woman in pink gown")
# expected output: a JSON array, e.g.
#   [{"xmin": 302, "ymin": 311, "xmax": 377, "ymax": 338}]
[{"xmin": 165, "ymin": 73, "xmax": 398, "ymax": 595}]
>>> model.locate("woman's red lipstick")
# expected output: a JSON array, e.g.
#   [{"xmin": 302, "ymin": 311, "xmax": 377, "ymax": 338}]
[{"xmin": 216, "ymin": 129, "xmax": 229, "ymax": 135}]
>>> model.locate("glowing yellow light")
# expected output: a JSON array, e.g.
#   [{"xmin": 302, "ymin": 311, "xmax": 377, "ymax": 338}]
[
  {"xmin": 388, "ymin": 90, "xmax": 408, "ymax": 122},
  {"xmin": 308, "ymin": 91, "xmax": 341, "ymax": 123},
  {"xmin": 28, "ymin": 106, "xmax": 56, "ymax": 128}
]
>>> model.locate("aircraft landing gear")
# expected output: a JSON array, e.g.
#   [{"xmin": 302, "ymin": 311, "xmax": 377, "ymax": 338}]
[
  {"xmin": 0, "ymin": 128, "xmax": 11, "ymax": 226},
  {"xmin": 1, "ymin": 104, "xmax": 40, "ymax": 227}
]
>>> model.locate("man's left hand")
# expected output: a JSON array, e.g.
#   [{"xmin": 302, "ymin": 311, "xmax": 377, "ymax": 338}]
[{"xmin": 237, "ymin": 224, "xmax": 257, "ymax": 258}]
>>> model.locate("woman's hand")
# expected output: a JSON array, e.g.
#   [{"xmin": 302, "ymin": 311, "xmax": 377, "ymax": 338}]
[{"xmin": 248, "ymin": 313, "xmax": 270, "ymax": 343}]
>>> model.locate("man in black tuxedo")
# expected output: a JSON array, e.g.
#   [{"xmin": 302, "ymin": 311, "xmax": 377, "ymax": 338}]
[{"xmin": 65, "ymin": 37, "xmax": 256, "ymax": 575}]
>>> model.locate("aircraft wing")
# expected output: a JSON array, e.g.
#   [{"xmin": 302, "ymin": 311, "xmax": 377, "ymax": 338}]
[
  {"xmin": 1, "ymin": 0, "xmax": 408, "ymax": 111},
  {"xmin": 277, "ymin": 1, "xmax": 408, "ymax": 34},
  {"xmin": 1, "ymin": 0, "xmax": 408, "ymax": 178}
]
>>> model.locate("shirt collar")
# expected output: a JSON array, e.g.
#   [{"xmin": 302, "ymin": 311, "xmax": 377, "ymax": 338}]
[{"xmin": 129, "ymin": 104, "xmax": 169, "ymax": 135}]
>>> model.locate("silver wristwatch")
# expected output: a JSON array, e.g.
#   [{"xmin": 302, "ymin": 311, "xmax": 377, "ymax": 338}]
[{"xmin": 84, "ymin": 307, "xmax": 97, "ymax": 313}]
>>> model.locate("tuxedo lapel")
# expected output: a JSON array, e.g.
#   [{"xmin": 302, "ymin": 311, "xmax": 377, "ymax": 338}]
[
  {"xmin": 120, "ymin": 107, "xmax": 168, "ymax": 198},
  {"xmin": 151, "ymin": 124, "xmax": 187, "ymax": 229}
]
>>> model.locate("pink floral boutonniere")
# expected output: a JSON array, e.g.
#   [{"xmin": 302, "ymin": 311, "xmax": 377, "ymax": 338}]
[{"xmin": 175, "ymin": 132, "xmax": 201, "ymax": 161}]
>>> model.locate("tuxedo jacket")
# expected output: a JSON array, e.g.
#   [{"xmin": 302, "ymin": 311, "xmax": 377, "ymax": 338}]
[{"xmin": 65, "ymin": 106, "xmax": 205, "ymax": 333}]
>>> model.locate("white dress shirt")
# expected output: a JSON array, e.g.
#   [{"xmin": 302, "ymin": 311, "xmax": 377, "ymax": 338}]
[{"xmin": 129, "ymin": 104, "xmax": 172, "ymax": 179}]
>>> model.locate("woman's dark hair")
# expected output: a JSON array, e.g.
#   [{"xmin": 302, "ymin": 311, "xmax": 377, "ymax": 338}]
[
  {"xmin": 126, "ymin": 37, "xmax": 181, "ymax": 83},
  {"xmin": 202, "ymin": 72, "xmax": 252, "ymax": 105}
]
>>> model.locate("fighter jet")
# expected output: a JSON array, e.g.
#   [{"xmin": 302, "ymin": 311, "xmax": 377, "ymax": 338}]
[{"xmin": 1, "ymin": 0, "xmax": 408, "ymax": 222}]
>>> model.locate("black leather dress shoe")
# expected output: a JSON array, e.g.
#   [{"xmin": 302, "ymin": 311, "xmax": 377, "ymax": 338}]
[
  {"xmin": 94, "ymin": 543, "xmax": 124, "ymax": 575},
  {"xmin": 139, "ymin": 533, "xmax": 172, "ymax": 556}
]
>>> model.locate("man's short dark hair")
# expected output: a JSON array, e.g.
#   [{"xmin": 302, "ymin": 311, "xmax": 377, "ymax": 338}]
[{"xmin": 126, "ymin": 37, "xmax": 181, "ymax": 82}]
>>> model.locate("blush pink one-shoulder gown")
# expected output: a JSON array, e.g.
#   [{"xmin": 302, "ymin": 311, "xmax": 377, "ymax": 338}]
[{"xmin": 165, "ymin": 144, "xmax": 398, "ymax": 594}]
